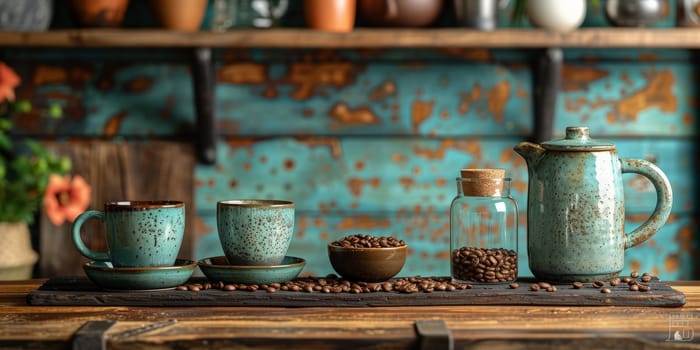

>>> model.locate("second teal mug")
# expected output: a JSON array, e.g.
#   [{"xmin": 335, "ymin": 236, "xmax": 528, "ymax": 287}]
[
  {"xmin": 71, "ymin": 201, "xmax": 185, "ymax": 268},
  {"xmin": 217, "ymin": 199, "xmax": 294, "ymax": 266}
]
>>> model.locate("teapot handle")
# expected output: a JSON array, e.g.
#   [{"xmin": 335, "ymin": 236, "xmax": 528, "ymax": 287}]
[{"xmin": 620, "ymin": 158, "xmax": 673, "ymax": 249}]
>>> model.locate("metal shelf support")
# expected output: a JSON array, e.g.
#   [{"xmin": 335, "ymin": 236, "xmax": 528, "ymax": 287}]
[
  {"xmin": 532, "ymin": 48, "xmax": 563, "ymax": 142},
  {"xmin": 191, "ymin": 47, "xmax": 216, "ymax": 165}
]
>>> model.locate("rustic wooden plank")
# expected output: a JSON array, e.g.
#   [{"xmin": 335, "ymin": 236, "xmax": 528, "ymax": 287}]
[
  {"xmin": 38, "ymin": 141, "xmax": 195, "ymax": 278},
  {"xmin": 5, "ymin": 279, "xmax": 700, "ymax": 350},
  {"xmin": 3, "ymin": 29, "xmax": 700, "ymax": 48},
  {"xmin": 27, "ymin": 276, "xmax": 686, "ymax": 307}
]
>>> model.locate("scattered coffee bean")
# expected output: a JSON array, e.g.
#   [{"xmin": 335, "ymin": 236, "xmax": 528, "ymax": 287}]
[
  {"xmin": 546, "ymin": 286, "xmax": 557, "ymax": 292},
  {"xmin": 638, "ymin": 284, "xmax": 651, "ymax": 292},
  {"xmin": 451, "ymin": 247, "xmax": 518, "ymax": 283},
  {"xmin": 609, "ymin": 278, "xmax": 620, "ymax": 286},
  {"xmin": 630, "ymin": 271, "xmax": 639, "ymax": 278},
  {"xmin": 178, "ymin": 276, "xmax": 475, "ymax": 296},
  {"xmin": 641, "ymin": 275, "xmax": 651, "ymax": 282},
  {"xmin": 628, "ymin": 279, "xmax": 639, "ymax": 286},
  {"xmin": 620, "ymin": 277, "xmax": 631, "ymax": 283},
  {"xmin": 509, "ymin": 283, "xmax": 519, "ymax": 289},
  {"xmin": 530, "ymin": 284, "xmax": 541, "ymax": 291},
  {"xmin": 572, "ymin": 281, "xmax": 583, "ymax": 289},
  {"xmin": 330, "ymin": 234, "xmax": 406, "ymax": 248},
  {"xmin": 601, "ymin": 287, "xmax": 611, "ymax": 294},
  {"xmin": 629, "ymin": 284, "xmax": 640, "ymax": 292},
  {"xmin": 592, "ymin": 281, "xmax": 605, "ymax": 288},
  {"xmin": 538, "ymin": 282, "xmax": 552, "ymax": 289}
]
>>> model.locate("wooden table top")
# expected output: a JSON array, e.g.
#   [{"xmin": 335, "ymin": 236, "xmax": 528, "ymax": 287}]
[{"xmin": 1, "ymin": 279, "xmax": 699, "ymax": 349}]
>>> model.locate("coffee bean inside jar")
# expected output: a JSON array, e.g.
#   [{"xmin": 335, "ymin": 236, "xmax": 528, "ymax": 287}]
[
  {"xmin": 449, "ymin": 169, "xmax": 519, "ymax": 284},
  {"xmin": 451, "ymin": 247, "xmax": 517, "ymax": 283}
]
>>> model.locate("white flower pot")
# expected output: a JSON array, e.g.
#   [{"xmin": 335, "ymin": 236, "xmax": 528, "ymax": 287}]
[
  {"xmin": 0, "ymin": 222, "xmax": 38, "ymax": 280},
  {"xmin": 527, "ymin": 0, "xmax": 586, "ymax": 32}
]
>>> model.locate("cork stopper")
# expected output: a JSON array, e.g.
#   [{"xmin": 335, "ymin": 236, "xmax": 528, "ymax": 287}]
[{"xmin": 459, "ymin": 168, "xmax": 506, "ymax": 197}]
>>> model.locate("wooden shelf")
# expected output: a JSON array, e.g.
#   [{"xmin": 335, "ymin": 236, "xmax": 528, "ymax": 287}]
[{"xmin": 1, "ymin": 28, "xmax": 700, "ymax": 48}]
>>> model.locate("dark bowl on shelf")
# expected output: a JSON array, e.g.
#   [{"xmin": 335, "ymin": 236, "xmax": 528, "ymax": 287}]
[{"xmin": 327, "ymin": 244, "xmax": 407, "ymax": 282}]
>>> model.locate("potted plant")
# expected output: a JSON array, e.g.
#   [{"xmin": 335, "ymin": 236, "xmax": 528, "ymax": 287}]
[{"xmin": 0, "ymin": 62, "xmax": 91, "ymax": 280}]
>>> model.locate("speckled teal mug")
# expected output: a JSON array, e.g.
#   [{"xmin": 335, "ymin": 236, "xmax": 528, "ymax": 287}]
[
  {"xmin": 217, "ymin": 199, "xmax": 295, "ymax": 266},
  {"xmin": 71, "ymin": 201, "xmax": 185, "ymax": 268}
]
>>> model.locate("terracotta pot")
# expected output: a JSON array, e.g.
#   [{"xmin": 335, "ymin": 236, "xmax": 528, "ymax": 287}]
[
  {"xmin": 151, "ymin": 0, "xmax": 208, "ymax": 31},
  {"xmin": 71, "ymin": 0, "xmax": 129, "ymax": 28},
  {"xmin": 304, "ymin": 0, "xmax": 356, "ymax": 32},
  {"xmin": 0, "ymin": 222, "xmax": 38, "ymax": 281},
  {"xmin": 358, "ymin": 0, "xmax": 443, "ymax": 27}
]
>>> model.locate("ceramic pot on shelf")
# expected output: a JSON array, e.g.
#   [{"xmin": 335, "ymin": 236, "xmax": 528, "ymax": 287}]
[
  {"xmin": 150, "ymin": 0, "xmax": 208, "ymax": 31},
  {"xmin": 70, "ymin": 0, "xmax": 130, "ymax": 28},
  {"xmin": 605, "ymin": 0, "xmax": 664, "ymax": 27},
  {"xmin": 0, "ymin": 0, "xmax": 53, "ymax": 31},
  {"xmin": 454, "ymin": 0, "xmax": 509, "ymax": 31},
  {"xmin": 358, "ymin": 0, "xmax": 443, "ymax": 27},
  {"xmin": 304, "ymin": 0, "xmax": 356, "ymax": 32},
  {"xmin": 526, "ymin": 0, "xmax": 586, "ymax": 32}
]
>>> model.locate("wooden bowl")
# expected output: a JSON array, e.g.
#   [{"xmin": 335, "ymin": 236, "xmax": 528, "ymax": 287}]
[{"xmin": 327, "ymin": 244, "xmax": 407, "ymax": 282}]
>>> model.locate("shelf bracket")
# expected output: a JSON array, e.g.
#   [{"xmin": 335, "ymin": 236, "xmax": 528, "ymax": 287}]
[
  {"xmin": 532, "ymin": 48, "xmax": 563, "ymax": 142},
  {"xmin": 191, "ymin": 47, "xmax": 217, "ymax": 164}
]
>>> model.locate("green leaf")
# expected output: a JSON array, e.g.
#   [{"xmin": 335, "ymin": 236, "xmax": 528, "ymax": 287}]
[
  {"xmin": 48, "ymin": 104, "xmax": 63, "ymax": 119},
  {"xmin": 12, "ymin": 100, "xmax": 32, "ymax": 113},
  {"xmin": 0, "ymin": 118, "xmax": 11, "ymax": 130},
  {"xmin": 0, "ymin": 133, "xmax": 11, "ymax": 151}
]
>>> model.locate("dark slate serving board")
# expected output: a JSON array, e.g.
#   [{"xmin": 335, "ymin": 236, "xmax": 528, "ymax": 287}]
[{"xmin": 27, "ymin": 276, "xmax": 686, "ymax": 307}]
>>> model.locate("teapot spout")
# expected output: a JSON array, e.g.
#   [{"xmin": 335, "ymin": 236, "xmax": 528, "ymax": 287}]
[{"xmin": 514, "ymin": 141, "xmax": 545, "ymax": 168}]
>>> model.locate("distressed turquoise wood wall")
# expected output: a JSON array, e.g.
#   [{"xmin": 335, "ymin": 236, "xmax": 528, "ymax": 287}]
[
  {"xmin": 8, "ymin": 48, "xmax": 697, "ymax": 280},
  {"xmin": 6, "ymin": 0, "xmax": 698, "ymax": 280}
]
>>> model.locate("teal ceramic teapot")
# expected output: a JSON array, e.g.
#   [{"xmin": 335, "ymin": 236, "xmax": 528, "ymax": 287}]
[{"xmin": 514, "ymin": 126, "xmax": 672, "ymax": 282}]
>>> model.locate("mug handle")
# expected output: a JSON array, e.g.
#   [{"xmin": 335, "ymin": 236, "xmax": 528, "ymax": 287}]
[
  {"xmin": 71, "ymin": 210, "xmax": 110, "ymax": 261},
  {"xmin": 621, "ymin": 158, "xmax": 673, "ymax": 249}
]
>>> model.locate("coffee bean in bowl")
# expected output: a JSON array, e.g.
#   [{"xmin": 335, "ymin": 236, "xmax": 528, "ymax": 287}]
[{"xmin": 328, "ymin": 234, "xmax": 407, "ymax": 282}]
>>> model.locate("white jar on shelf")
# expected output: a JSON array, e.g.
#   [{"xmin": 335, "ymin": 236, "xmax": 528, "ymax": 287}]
[{"xmin": 526, "ymin": 0, "xmax": 586, "ymax": 32}]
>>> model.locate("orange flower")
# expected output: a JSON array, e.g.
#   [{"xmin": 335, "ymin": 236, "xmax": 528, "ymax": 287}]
[
  {"xmin": 0, "ymin": 62, "xmax": 20, "ymax": 102},
  {"xmin": 43, "ymin": 174, "xmax": 92, "ymax": 226}
]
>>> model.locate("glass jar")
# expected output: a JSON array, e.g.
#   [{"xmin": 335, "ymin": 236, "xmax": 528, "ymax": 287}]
[
  {"xmin": 450, "ymin": 169, "xmax": 518, "ymax": 283},
  {"xmin": 211, "ymin": 0, "xmax": 289, "ymax": 30}
]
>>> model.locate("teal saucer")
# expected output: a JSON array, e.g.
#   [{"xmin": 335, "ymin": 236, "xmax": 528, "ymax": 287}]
[
  {"xmin": 83, "ymin": 259, "xmax": 196, "ymax": 291},
  {"xmin": 198, "ymin": 256, "xmax": 305, "ymax": 284}
]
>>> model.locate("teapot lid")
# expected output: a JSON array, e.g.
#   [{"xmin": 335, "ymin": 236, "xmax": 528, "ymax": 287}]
[{"xmin": 541, "ymin": 127, "xmax": 615, "ymax": 151}]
